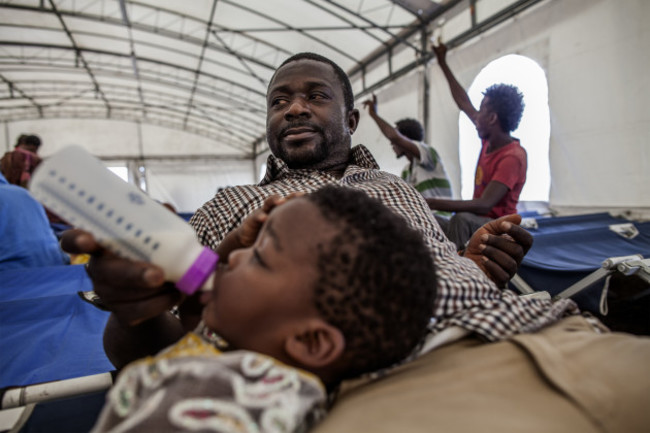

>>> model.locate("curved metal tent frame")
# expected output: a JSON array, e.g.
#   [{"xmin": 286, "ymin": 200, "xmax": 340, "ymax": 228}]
[{"xmin": 0, "ymin": 0, "xmax": 543, "ymax": 161}]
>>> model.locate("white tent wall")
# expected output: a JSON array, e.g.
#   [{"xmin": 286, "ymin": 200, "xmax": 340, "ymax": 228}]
[
  {"xmin": 2, "ymin": 0, "xmax": 648, "ymax": 218},
  {"xmin": 357, "ymin": 0, "xmax": 649, "ymax": 219},
  {"xmin": 3, "ymin": 119, "xmax": 142, "ymax": 157},
  {"xmin": 2, "ymin": 119, "xmax": 256, "ymax": 213},
  {"xmin": 145, "ymin": 159, "xmax": 255, "ymax": 213}
]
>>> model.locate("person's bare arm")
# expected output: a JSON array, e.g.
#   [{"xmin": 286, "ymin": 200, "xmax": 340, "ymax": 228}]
[
  {"xmin": 61, "ymin": 230, "xmax": 186, "ymax": 367},
  {"xmin": 362, "ymin": 94, "xmax": 420, "ymax": 159},
  {"xmin": 102, "ymin": 312, "xmax": 185, "ymax": 369},
  {"xmin": 432, "ymin": 41, "xmax": 478, "ymax": 123},
  {"xmin": 427, "ymin": 180, "xmax": 508, "ymax": 215}
]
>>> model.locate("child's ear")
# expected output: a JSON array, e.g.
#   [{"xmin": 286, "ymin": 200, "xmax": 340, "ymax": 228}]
[{"xmin": 284, "ymin": 319, "xmax": 345, "ymax": 369}]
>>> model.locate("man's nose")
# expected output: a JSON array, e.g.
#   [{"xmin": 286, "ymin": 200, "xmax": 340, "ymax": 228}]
[{"xmin": 284, "ymin": 97, "xmax": 310, "ymax": 120}]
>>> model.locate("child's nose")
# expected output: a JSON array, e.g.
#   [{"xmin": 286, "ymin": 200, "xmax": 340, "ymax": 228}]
[{"xmin": 226, "ymin": 248, "xmax": 246, "ymax": 268}]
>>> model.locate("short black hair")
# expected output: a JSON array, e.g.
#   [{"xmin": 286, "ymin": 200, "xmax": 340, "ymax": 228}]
[
  {"xmin": 23, "ymin": 134, "xmax": 41, "ymax": 148},
  {"xmin": 14, "ymin": 134, "xmax": 28, "ymax": 147},
  {"xmin": 306, "ymin": 185, "xmax": 436, "ymax": 381},
  {"xmin": 483, "ymin": 84, "xmax": 525, "ymax": 133},
  {"xmin": 16, "ymin": 134, "xmax": 41, "ymax": 148},
  {"xmin": 395, "ymin": 118, "xmax": 424, "ymax": 142},
  {"xmin": 272, "ymin": 52, "xmax": 355, "ymax": 112},
  {"xmin": 15, "ymin": 134, "xmax": 41, "ymax": 149}
]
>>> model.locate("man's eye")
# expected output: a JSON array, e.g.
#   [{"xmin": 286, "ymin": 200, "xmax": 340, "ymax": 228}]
[
  {"xmin": 270, "ymin": 98, "xmax": 287, "ymax": 107},
  {"xmin": 310, "ymin": 93, "xmax": 327, "ymax": 101}
]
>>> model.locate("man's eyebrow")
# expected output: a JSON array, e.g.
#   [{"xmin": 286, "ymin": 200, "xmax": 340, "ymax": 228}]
[
  {"xmin": 264, "ymin": 219, "xmax": 283, "ymax": 252},
  {"xmin": 268, "ymin": 80, "xmax": 333, "ymax": 96}
]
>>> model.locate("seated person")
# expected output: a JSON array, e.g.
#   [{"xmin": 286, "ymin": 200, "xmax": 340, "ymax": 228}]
[
  {"xmin": 362, "ymin": 94, "xmax": 452, "ymax": 202},
  {"xmin": 0, "ymin": 171, "xmax": 68, "ymax": 270},
  {"xmin": 90, "ymin": 186, "xmax": 437, "ymax": 432},
  {"xmin": 428, "ymin": 41, "xmax": 527, "ymax": 250},
  {"xmin": 0, "ymin": 134, "xmax": 42, "ymax": 188}
]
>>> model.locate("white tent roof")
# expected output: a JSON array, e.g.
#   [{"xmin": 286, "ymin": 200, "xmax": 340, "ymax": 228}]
[
  {"xmin": 0, "ymin": 0, "xmax": 447, "ymax": 158},
  {"xmin": 0, "ymin": 0, "xmax": 538, "ymax": 161}
]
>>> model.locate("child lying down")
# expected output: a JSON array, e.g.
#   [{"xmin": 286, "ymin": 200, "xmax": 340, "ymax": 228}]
[{"xmin": 91, "ymin": 185, "xmax": 437, "ymax": 432}]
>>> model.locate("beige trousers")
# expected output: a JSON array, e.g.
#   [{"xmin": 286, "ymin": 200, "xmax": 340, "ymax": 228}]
[{"xmin": 313, "ymin": 316, "xmax": 650, "ymax": 433}]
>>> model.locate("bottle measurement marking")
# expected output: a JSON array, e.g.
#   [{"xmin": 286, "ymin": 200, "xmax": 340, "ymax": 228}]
[{"xmin": 39, "ymin": 170, "xmax": 159, "ymax": 262}]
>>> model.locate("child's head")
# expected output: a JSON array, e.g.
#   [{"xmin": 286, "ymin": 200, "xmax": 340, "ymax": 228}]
[{"xmin": 202, "ymin": 185, "xmax": 436, "ymax": 386}]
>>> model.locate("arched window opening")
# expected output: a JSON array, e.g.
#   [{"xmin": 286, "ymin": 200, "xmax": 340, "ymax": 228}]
[{"xmin": 458, "ymin": 55, "xmax": 550, "ymax": 204}]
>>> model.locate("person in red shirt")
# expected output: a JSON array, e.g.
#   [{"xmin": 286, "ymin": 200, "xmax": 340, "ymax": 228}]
[{"xmin": 428, "ymin": 41, "xmax": 526, "ymax": 250}]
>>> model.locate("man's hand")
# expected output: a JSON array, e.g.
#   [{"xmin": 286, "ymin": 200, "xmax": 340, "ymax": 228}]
[
  {"xmin": 237, "ymin": 194, "xmax": 300, "ymax": 247},
  {"xmin": 431, "ymin": 39, "xmax": 448, "ymax": 63},
  {"xmin": 464, "ymin": 214, "xmax": 533, "ymax": 287},
  {"xmin": 362, "ymin": 94, "xmax": 378, "ymax": 115},
  {"xmin": 60, "ymin": 229, "xmax": 182, "ymax": 326},
  {"xmin": 219, "ymin": 193, "xmax": 304, "ymax": 262}
]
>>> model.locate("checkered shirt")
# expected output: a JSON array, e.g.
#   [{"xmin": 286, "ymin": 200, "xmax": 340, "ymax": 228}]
[{"xmin": 190, "ymin": 145, "xmax": 579, "ymax": 342}]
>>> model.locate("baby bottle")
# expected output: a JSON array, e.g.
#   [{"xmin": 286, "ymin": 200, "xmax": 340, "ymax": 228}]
[{"xmin": 29, "ymin": 145, "xmax": 217, "ymax": 294}]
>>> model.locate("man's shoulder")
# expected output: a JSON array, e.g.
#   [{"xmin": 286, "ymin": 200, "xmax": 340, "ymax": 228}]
[
  {"xmin": 350, "ymin": 144, "xmax": 380, "ymax": 170},
  {"xmin": 512, "ymin": 141, "xmax": 527, "ymax": 157},
  {"xmin": 499, "ymin": 141, "xmax": 527, "ymax": 162}
]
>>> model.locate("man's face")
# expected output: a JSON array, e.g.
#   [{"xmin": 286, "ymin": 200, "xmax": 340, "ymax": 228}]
[
  {"xmin": 266, "ymin": 59, "xmax": 358, "ymax": 170},
  {"xmin": 202, "ymin": 197, "xmax": 339, "ymax": 357},
  {"xmin": 18, "ymin": 143, "xmax": 39, "ymax": 153},
  {"xmin": 475, "ymin": 97, "xmax": 495, "ymax": 140}
]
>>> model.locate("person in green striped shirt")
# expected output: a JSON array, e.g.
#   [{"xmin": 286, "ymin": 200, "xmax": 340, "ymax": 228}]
[{"xmin": 363, "ymin": 95, "xmax": 452, "ymax": 207}]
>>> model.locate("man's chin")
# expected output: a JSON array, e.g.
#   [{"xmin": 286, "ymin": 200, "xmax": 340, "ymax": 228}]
[{"xmin": 279, "ymin": 143, "xmax": 327, "ymax": 167}]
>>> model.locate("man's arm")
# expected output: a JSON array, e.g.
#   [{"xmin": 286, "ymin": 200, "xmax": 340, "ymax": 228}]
[
  {"xmin": 432, "ymin": 41, "xmax": 478, "ymax": 123},
  {"xmin": 427, "ymin": 180, "xmax": 508, "ymax": 215},
  {"xmin": 60, "ymin": 195, "xmax": 295, "ymax": 368},
  {"xmin": 362, "ymin": 94, "xmax": 420, "ymax": 159},
  {"xmin": 61, "ymin": 230, "xmax": 187, "ymax": 368}
]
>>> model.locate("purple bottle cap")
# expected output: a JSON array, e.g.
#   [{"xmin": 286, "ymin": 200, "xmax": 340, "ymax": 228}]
[{"xmin": 176, "ymin": 247, "xmax": 219, "ymax": 295}]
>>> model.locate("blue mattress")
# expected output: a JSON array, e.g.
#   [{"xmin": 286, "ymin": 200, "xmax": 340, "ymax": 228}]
[
  {"xmin": 0, "ymin": 265, "xmax": 113, "ymax": 388},
  {"xmin": 517, "ymin": 213, "xmax": 650, "ymax": 311}
]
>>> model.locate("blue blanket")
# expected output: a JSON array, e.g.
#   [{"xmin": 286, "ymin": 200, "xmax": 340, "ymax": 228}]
[{"xmin": 0, "ymin": 265, "xmax": 113, "ymax": 388}]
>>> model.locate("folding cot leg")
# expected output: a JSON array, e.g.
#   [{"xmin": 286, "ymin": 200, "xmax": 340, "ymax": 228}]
[
  {"xmin": 1, "ymin": 372, "xmax": 114, "ymax": 410},
  {"xmin": 551, "ymin": 254, "xmax": 644, "ymax": 302},
  {"xmin": 510, "ymin": 273, "xmax": 536, "ymax": 295}
]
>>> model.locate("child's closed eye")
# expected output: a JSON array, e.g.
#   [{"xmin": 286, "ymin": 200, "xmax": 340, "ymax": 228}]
[{"xmin": 252, "ymin": 248, "xmax": 268, "ymax": 268}]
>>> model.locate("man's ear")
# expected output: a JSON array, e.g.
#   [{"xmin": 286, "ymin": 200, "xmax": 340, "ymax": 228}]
[
  {"xmin": 347, "ymin": 108, "xmax": 360, "ymax": 135},
  {"xmin": 488, "ymin": 112, "xmax": 499, "ymax": 127},
  {"xmin": 284, "ymin": 319, "xmax": 345, "ymax": 369}
]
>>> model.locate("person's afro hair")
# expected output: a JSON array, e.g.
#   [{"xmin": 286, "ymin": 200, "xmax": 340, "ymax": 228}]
[{"xmin": 483, "ymin": 84, "xmax": 525, "ymax": 133}]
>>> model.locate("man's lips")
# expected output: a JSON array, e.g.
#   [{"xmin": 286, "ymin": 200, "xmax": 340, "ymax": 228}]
[{"xmin": 281, "ymin": 126, "xmax": 319, "ymax": 142}]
